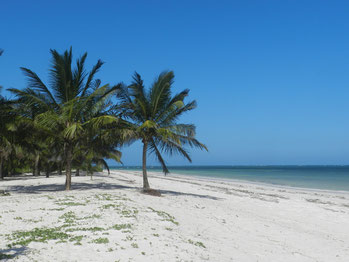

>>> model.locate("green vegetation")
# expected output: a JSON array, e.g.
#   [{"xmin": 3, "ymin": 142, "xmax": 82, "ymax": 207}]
[
  {"xmin": 148, "ymin": 207, "xmax": 179, "ymax": 225},
  {"xmin": 0, "ymin": 48, "xmax": 206, "ymax": 190},
  {"xmin": 0, "ymin": 190, "xmax": 10, "ymax": 196},
  {"xmin": 111, "ymin": 224, "xmax": 132, "ymax": 230},
  {"xmin": 116, "ymin": 72, "xmax": 207, "ymax": 190},
  {"xmin": 7, "ymin": 227, "xmax": 69, "ymax": 247},
  {"xmin": 188, "ymin": 239, "xmax": 206, "ymax": 248},
  {"xmin": 92, "ymin": 237, "xmax": 109, "ymax": 244},
  {"xmin": 0, "ymin": 253, "xmax": 14, "ymax": 260}
]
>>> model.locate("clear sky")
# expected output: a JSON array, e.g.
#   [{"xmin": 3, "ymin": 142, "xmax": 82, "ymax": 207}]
[{"xmin": 1, "ymin": 0, "xmax": 349, "ymax": 166}]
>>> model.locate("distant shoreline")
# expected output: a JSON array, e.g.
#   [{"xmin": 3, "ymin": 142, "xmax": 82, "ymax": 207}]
[{"xmin": 112, "ymin": 166, "xmax": 349, "ymax": 192}]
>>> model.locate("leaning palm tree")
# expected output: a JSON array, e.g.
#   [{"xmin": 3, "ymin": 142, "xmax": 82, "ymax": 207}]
[
  {"xmin": 9, "ymin": 48, "xmax": 121, "ymax": 190},
  {"xmin": 116, "ymin": 71, "xmax": 207, "ymax": 191}
]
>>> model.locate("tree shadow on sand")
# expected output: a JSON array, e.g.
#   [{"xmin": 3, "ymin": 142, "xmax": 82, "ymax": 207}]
[
  {"xmin": 4, "ymin": 181, "xmax": 223, "ymax": 200},
  {"xmin": 0, "ymin": 246, "xmax": 28, "ymax": 260}
]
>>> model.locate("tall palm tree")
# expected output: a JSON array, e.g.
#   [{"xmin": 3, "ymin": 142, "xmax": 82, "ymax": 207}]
[
  {"xmin": 9, "ymin": 48, "xmax": 121, "ymax": 190},
  {"xmin": 116, "ymin": 71, "xmax": 207, "ymax": 191},
  {"xmin": 0, "ymin": 88, "xmax": 12, "ymax": 179}
]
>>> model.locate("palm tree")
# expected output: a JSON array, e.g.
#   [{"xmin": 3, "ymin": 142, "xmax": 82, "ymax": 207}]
[
  {"xmin": 0, "ymin": 86, "xmax": 14, "ymax": 179},
  {"xmin": 116, "ymin": 71, "xmax": 207, "ymax": 191},
  {"xmin": 9, "ymin": 48, "xmax": 121, "ymax": 190}
]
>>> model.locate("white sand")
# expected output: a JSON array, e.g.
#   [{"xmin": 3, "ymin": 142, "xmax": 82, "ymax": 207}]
[{"xmin": 0, "ymin": 170, "xmax": 348, "ymax": 262}]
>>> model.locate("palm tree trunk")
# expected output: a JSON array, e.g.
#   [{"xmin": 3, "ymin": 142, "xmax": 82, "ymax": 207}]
[
  {"xmin": 34, "ymin": 154, "xmax": 40, "ymax": 176},
  {"xmin": 46, "ymin": 165, "xmax": 50, "ymax": 178},
  {"xmin": 0, "ymin": 156, "xmax": 4, "ymax": 180},
  {"xmin": 142, "ymin": 141, "xmax": 150, "ymax": 190},
  {"xmin": 76, "ymin": 168, "xmax": 80, "ymax": 176},
  {"xmin": 65, "ymin": 145, "xmax": 72, "ymax": 190},
  {"xmin": 58, "ymin": 164, "xmax": 62, "ymax": 176}
]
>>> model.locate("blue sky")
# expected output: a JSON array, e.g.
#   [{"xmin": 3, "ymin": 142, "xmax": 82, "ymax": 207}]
[{"xmin": 1, "ymin": 0, "xmax": 349, "ymax": 166}]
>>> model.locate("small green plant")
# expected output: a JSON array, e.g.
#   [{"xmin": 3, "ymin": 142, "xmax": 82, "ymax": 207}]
[
  {"xmin": 56, "ymin": 201, "xmax": 86, "ymax": 206},
  {"xmin": 131, "ymin": 243, "xmax": 139, "ymax": 248},
  {"xmin": 66, "ymin": 227, "xmax": 105, "ymax": 232},
  {"xmin": 148, "ymin": 207, "xmax": 179, "ymax": 225},
  {"xmin": 59, "ymin": 211, "xmax": 77, "ymax": 224},
  {"xmin": 125, "ymin": 235, "xmax": 134, "ymax": 241},
  {"xmin": 0, "ymin": 190, "xmax": 10, "ymax": 196},
  {"xmin": 111, "ymin": 224, "xmax": 132, "ymax": 230},
  {"xmin": 69, "ymin": 235, "xmax": 84, "ymax": 245},
  {"xmin": 49, "ymin": 208, "xmax": 65, "ymax": 211},
  {"xmin": 188, "ymin": 239, "xmax": 206, "ymax": 248},
  {"xmin": 92, "ymin": 237, "xmax": 109, "ymax": 244},
  {"xmin": 153, "ymin": 233, "xmax": 159, "ymax": 237},
  {"xmin": 0, "ymin": 253, "xmax": 13, "ymax": 259}
]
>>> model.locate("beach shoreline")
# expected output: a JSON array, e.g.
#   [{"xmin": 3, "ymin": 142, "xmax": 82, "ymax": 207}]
[{"xmin": 1, "ymin": 170, "xmax": 349, "ymax": 261}]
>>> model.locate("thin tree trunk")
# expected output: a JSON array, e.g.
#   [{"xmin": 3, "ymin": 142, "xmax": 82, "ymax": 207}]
[
  {"xmin": 142, "ymin": 141, "xmax": 150, "ymax": 190},
  {"xmin": 34, "ymin": 154, "xmax": 40, "ymax": 176},
  {"xmin": 46, "ymin": 165, "xmax": 50, "ymax": 178},
  {"xmin": 65, "ymin": 145, "xmax": 72, "ymax": 190},
  {"xmin": 0, "ymin": 156, "xmax": 4, "ymax": 180},
  {"xmin": 76, "ymin": 168, "xmax": 80, "ymax": 176},
  {"xmin": 58, "ymin": 164, "xmax": 62, "ymax": 176}
]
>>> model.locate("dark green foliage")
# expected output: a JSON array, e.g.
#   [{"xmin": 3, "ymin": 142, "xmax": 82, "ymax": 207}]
[
  {"xmin": 1, "ymin": 48, "xmax": 207, "ymax": 190},
  {"xmin": 8, "ymin": 48, "xmax": 124, "ymax": 189}
]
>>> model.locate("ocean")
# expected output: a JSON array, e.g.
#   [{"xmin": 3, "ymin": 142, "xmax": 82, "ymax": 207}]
[{"xmin": 111, "ymin": 166, "xmax": 349, "ymax": 191}]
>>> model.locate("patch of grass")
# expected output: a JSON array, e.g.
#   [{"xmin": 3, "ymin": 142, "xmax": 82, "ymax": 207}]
[
  {"xmin": 153, "ymin": 233, "xmax": 159, "ymax": 237},
  {"xmin": 14, "ymin": 217, "xmax": 23, "ymax": 220},
  {"xmin": 81, "ymin": 214, "xmax": 101, "ymax": 219},
  {"xmin": 110, "ymin": 224, "xmax": 132, "ymax": 230},
  {"xmin": 188, "ymin": 239, "xmax": 206, "ymax": 248},
  {"xmin": 7, "ymin": 227, "xmax": 69, "ymax": 247},
  {"xmin": 165, "ymin": 227, "xmax": 173, "ymax": 231},
  {"xmin": 24, "ymin": 218, "xmax": 43, "ymax": 224},
  {"xmin": 131, "ymin": 243, "xmax": 139, "ymax": 248},
  {"xmin": 92, "ymin": 237, "xmax": 109, "ymax": 244},
  {"xmin": 125, "ymin": 235, "xmax": 134, "ymax": 241},
  {"xmin": 49, "ymin": 208, "xmax": 65, "ymax": 211},
  {"xmin": 95, "ymin": 193, "xmax": 113, "ymax": 201},
  {"xmin": 0, "ymin": 190, "xmax": 10, "ymax": 196},
  {"xmin": 0, "ymin": 253, "xmax": 14, "ymax": 259},
  {"xmin": 148, "ymin": 207, "xmax": 179, "ymax": 225},
  {"xmin": 101, "ymin": 204, "xmax": 119, "ymax": 209},
  {"xmin": 66, "ymin": 227, "xmax": 105, "ymax": 233},
  {"xmin": 59, "ymin": 211, "xmax": 77, "ymax": 224},
  {"xmin": 120, "ymin": 208, "xmax": 138, "ymax": 218},
  {"xmin": 56, "ymin": 201, "xmax": 86, "ymax": 206}
]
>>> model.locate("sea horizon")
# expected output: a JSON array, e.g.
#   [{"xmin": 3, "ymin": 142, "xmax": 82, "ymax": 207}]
[{"xmin": 111, "ymin": 165, "xmax": 349, "ymax": 191}]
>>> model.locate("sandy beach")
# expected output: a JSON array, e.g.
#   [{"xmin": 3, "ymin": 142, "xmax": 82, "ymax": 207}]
[{"xmin": 0, "ymin": 170, "xmax": 349, "ymax": 262}]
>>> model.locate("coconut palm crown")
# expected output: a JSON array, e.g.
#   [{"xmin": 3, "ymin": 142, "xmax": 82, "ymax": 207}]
[
  {"xmin": 9, "ymin": 47, "xmax": 121, "ymax": 190},
  {"xmin": 117, "ymin": 71, "xmax": 207, "ymax": 190}
]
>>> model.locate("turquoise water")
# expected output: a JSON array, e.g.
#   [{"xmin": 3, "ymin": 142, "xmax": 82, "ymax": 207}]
[{"xmin": 111, "ymin": 166, "xmax": 349, "ymax": 191}]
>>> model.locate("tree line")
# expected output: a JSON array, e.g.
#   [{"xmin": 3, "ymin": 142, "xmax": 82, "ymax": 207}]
[{"xmin": 0, "ymin": 48, "xmax": 207, "ymax": 191}]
